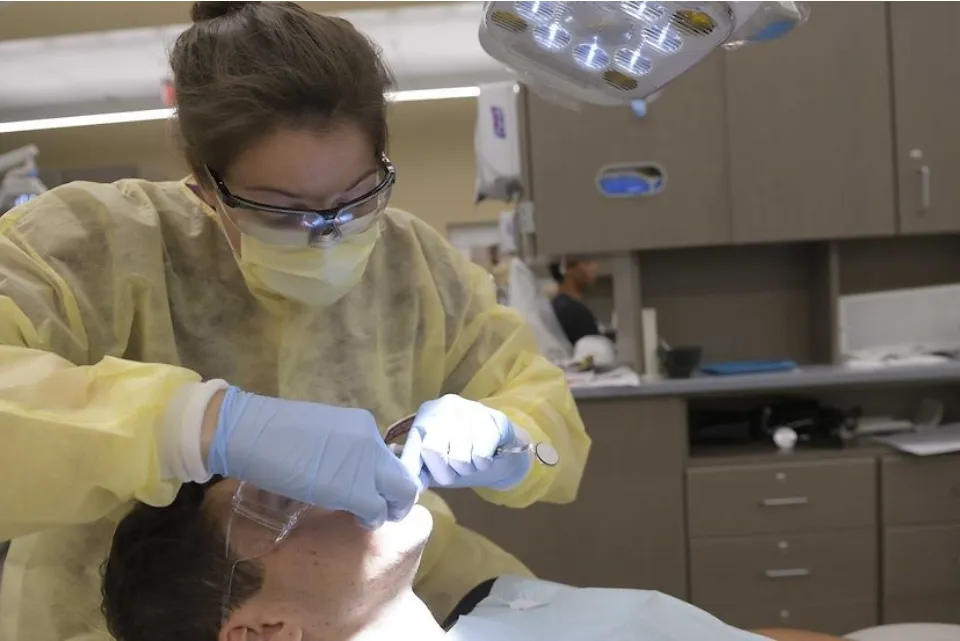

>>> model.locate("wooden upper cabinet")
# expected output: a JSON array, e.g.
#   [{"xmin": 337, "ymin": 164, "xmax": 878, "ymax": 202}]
[
  {"xmin": 724, "ymin": 2, "xmax": 896, "ymax": 243},
  {"xmin": 525, "ymin": 52, "xmax": 731, "ymax": 255},
  {"xmin": 890, "ymin": 3, "xmax": 960, "ymax": 234}
]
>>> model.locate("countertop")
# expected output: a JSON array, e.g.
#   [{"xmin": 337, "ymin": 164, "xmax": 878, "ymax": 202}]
[{"xmin": 570, "ymin": 361, "xmax": 960, "ymax": 400}]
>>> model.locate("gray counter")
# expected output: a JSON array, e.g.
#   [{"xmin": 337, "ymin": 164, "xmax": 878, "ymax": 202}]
[{"xmin": 571, "ymin": 362, "xmax": 960, "ymax": 400}]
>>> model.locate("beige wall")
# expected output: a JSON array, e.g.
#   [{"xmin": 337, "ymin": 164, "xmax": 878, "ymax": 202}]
[
  {"xmin": 0, "ymin": 98, "xmax": 504, "ymax": 233},
  {"xmin": 0, "ymin": 2, "xmax": 437, "ymax": 40}
]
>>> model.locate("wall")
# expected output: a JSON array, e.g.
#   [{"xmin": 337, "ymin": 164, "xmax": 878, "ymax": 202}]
[
  {"xmin": 0, "ymin": 97, "xmax": 504, "ymax": 233},
  {"xmin": 0, "ymin": 1, "xmax": 435, "ymax": 40}
]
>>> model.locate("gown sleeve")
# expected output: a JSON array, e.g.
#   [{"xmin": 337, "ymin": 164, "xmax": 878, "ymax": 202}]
[
  {"xmin": 0, "ymin": 183, "xmax": 202, "ymax": 540},
  {"xmin": 414, "ymin": 217, "xmax": 592, "ymax": 508}
]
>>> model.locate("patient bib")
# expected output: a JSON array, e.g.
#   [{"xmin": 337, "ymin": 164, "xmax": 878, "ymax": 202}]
[{"xmin": 446, "ymin": 576, "xmax": 769, "ymax": 641}]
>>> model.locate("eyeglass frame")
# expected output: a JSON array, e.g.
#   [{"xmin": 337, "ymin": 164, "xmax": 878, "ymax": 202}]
[
  {"xmin": 204, "ymin": 153, "xmax": 397, "ymax": 243},
  {"xmin": 221, "ymin": 482, "xmax": 311, "ymax": 623}
]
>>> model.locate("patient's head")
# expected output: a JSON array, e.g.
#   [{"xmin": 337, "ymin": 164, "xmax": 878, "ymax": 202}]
[{"xmin": 102, "ymin": 478, "xmax": 432, "ymax": 641}]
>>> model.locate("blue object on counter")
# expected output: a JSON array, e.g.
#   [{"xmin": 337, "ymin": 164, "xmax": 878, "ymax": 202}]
[{"xmin": 700, "ymin": 360, "xmax": 798, "ymax": 376}]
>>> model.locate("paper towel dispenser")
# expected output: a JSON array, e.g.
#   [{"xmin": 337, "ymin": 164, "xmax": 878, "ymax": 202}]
[{"xmin": 475, "ymin": 81, "xmax": 525, "ymax": 204}]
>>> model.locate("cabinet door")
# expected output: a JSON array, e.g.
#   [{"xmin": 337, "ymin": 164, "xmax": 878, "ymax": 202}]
[
  {"xmin": 437, "ymin": 397, "xmax": 689, "ymax": 598},
  {"xmin": 725, "ymin": 1, "xmax": 896, "ymax": 243},
  {"xmin": 891, "ymin": 3, "xmax": 960, "ymax": 233},
  {"xmin": 525, "ymin": 52, "xmax": 731, "ymax": 254}
]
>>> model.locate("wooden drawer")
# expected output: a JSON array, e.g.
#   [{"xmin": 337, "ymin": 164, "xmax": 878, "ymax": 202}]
[
  {"xmin": 884, "ymin": 592, "xmax": 960, "ymax": 625},
  {"xmin": 687, "ymin": 458, "xmax": 876, "ymax": 536},
  {"xmin": 705, "ymin": 601, "xmax": 878, "ymax": 636},
  {"xmin": 882, "ymin": 454, "xmax": 960, "ymax": 525},
  {"xmin": 884, "ymin": 524, "xmax": 960, "ymax": 597},
  {"xmin": 690, "ymin": 528, "xmax": 877, "ymax": 606}
]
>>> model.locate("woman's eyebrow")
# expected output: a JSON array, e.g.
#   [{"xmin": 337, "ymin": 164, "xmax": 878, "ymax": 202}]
[
  {"xmin": 245, "ymin": 168, "xmax": 379, "ymax": 200},
  {"xmin": 341, "ymin": 167, "xmax": 379, "ymax": 192},
  {"xmin": 244, "ymin": 186, "xmax": 304, "ymax": 199}
]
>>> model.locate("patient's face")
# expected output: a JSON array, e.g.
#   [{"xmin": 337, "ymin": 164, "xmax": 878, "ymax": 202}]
[{"xmin": 204, "ymin": 480, "xmax": 433, "ymax": 641}]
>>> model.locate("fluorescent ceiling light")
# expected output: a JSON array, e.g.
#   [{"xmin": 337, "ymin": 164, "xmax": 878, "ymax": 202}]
[
  {"xmin": 0, "ymin": 108, "xmax": 173, "ymax": 134},
  {"xmin": 0, "ymin": 85, "xmax": 481, "ymax": 134},
  {"xmin": 388, "ymin": 86, "xmax": 480, "ymax": 102}
]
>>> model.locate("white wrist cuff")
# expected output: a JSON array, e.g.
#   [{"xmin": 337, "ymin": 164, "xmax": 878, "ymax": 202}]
[{"xmin": 159, "ymin": 379, "xmax": 230, "ymax": 483}]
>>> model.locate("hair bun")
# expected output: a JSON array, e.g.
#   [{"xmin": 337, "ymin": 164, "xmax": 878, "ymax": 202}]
[{"xmin": 190, "ymin": 1, "xmax": 252, "ymax": 23}]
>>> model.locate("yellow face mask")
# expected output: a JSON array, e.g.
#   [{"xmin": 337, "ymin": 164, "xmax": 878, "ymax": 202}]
[{"xmin": 239, "ymin": 224, "xmax": 381, "ymax": 307}]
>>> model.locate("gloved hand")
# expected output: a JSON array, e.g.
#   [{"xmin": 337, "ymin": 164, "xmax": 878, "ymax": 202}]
[
  {"xmin": 400, "ymin": 394, "xmax": 533, "ymax": 491},
  {"xmin": 207, "ymin": 386, "xmax": 419, "ymax": 529}
]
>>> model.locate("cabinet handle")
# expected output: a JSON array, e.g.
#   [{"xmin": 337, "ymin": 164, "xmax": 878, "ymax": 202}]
[
  {"xmin": 765, "ymin": 568, "xmax": 811, "ymax": 579},
  {"xmin": 919, "ymin": 164, "xmax": 931, "ymax": 212},
  {"xmin": 761, "ymin": 496, "xmax": 809, "ymax": 508}
]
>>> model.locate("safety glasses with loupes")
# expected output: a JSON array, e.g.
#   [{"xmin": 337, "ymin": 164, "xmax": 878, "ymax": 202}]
[{"xmin": 206, "ymin": 153, "xmax": 396, "ymax": 248}]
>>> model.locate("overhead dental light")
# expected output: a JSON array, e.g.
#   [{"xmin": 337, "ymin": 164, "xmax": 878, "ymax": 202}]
[{"xmin": 478, "ymin": 1, "xmax": 808, "ymax": 106}]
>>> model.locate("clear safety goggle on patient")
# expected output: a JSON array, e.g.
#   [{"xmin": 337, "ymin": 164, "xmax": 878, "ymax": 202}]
[
  {"xmin": 205, "ymin": 153, "xmax": 396, "ymax": 248},
  {"xmin": 221, "ymin": 482, "xmax": 311, "ymax": 622}
]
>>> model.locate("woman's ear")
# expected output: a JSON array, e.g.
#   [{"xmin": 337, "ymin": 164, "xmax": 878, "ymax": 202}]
[{"xmin": 194, "ymin": 182, "xmax": 219, "ymax": 212}]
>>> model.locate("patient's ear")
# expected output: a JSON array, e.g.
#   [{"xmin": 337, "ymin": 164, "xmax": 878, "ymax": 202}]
[{"xmin": 221, "ymin": 614, "xmax": 304, "ymax": 641}]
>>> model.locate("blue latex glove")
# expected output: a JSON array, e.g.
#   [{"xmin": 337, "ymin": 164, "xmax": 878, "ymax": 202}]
[
  {"xmin": 400, "ymin": 394, "xmax": 533, "ymax": 491},
  {"xmin": 207, "ymin": 386, "xmax": 419, "ymax": 529}
]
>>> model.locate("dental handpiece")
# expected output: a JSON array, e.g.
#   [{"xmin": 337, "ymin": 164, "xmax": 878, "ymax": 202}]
[
  {"xmin": 500, "ymin": 441, "xmax": 560, "ymax": 466},
  {"xmin": 495, "ymin": 443, "xmax": 538, "ymax": 456},
  {"xmin": 385, "ymin": 415, "xmax": 559, "ymax": 467}
]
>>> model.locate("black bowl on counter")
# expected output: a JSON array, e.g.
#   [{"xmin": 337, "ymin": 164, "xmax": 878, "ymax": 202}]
[{"xmin": 659, "ymin": 345, "xmax": 703, "ymax": 379}]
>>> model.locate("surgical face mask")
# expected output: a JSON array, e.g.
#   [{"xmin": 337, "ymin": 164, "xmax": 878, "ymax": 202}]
[{"xmin": 239, "ymin": 222, "xmax": 381, "ymax": 308}]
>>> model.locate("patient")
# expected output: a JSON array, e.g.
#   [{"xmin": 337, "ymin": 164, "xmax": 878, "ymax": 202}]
[{"xmin": 101, "ymin": 479, "xmax": 844, "ymax": 641}]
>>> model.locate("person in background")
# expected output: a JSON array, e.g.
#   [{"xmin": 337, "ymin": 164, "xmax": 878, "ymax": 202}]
[
  {"xmin": 0, "ymin": 3, "xmax": 591, "ymax": 640},
  {"xmin": 549, "ymin": 256, "xmax": 604, "ymax": 347}
]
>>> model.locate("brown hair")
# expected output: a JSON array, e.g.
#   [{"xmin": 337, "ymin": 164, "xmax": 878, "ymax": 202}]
[{"xmin": 170, "ymin": 1, "xmax": 394, "ymax": 182}]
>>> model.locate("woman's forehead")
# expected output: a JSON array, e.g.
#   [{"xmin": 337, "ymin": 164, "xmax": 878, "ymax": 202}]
[{"xmin": 225, "ymin": 124, "xmax": 377, "ymax": 196}]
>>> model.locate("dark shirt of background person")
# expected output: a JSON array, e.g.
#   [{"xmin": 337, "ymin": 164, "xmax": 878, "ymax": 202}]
[{"xmin": 549, "ymin": 257, "xmax": 602, "ymax": 347}]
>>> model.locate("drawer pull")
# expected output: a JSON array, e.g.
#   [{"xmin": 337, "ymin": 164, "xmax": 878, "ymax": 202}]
[
  {"xmin": 761, "ymin": 496, "xmax": 809, "ymax": 508},
  {"xmin": 765, "ymin": 568, "xmax": 811, "ymax": 579}
]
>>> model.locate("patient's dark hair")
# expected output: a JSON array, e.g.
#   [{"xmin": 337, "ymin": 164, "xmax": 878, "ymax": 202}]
[{"xmin": 101, "ymin": 479, "xmax": 263, "ymax": 641}]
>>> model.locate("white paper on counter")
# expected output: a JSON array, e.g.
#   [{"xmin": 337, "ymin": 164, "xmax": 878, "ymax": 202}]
[
  {"xmin": 566, "ymin": 366, "xmax": 642, "ymax": 389},
  {"xmin": 873, "ymin": 423, "xmax": 960, "ymax": 456}
]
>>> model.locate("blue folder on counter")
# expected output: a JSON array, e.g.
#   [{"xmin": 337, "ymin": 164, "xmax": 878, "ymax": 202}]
[{"xmin": 700, "ymin": 360, "xmax": 798, "ymax": 376}]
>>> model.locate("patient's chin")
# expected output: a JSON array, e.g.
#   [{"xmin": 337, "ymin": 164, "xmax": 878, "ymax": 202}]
[
  {"xmin": 375, "ymin": 505, "xmax": 433, "ymax": 564},
  {"xmin": 381, "ymin": 506, "xmax": 432, "ymax": 545}
]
